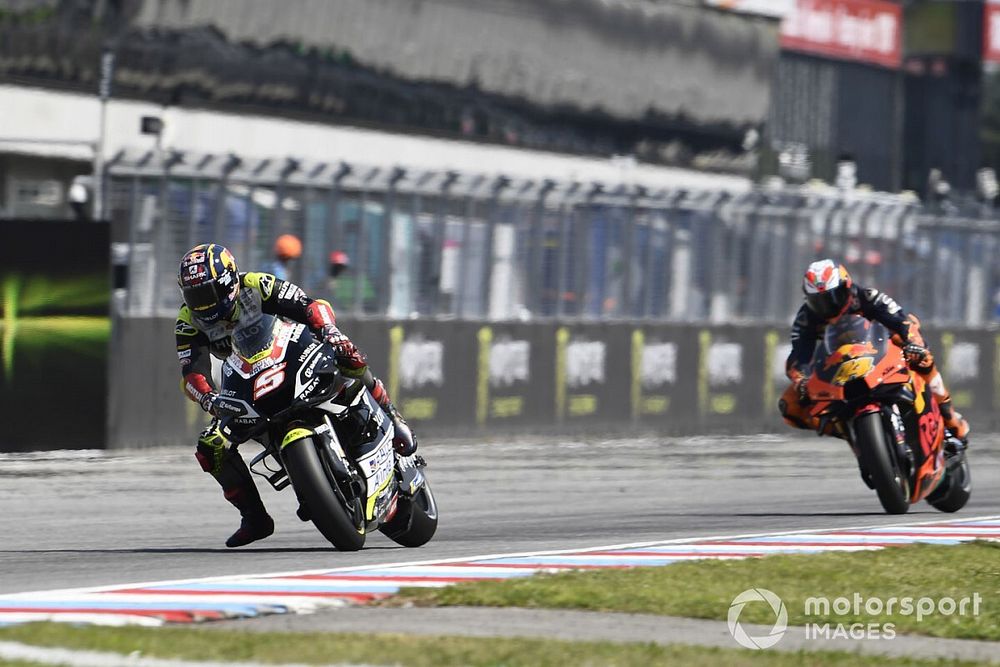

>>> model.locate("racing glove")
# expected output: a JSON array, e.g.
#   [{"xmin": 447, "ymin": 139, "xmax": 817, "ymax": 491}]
[
  {"xmin": 201, "ymin": 391, "xmax": 221, "ymax": 415},
  {"xmin": 320, "ymin": 325, "xmax": 367, "ymax": 374},
  {"xmin": 903, "ymin": 343, "xmax": 933, "ymax": 370}
]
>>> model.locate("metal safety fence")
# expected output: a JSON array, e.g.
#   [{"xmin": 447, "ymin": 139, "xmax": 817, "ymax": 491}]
[{"xmin": 108, "ymin": 149, "xmax": 1000, "ymax": 326}]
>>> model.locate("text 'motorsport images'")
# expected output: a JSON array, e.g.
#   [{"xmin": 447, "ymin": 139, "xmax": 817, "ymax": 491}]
[{"xmin": 1, "ymin": 1, "xmax": 999, "ymax": 666}]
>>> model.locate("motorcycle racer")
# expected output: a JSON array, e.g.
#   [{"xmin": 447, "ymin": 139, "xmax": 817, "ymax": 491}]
[
  {"xmin": 779, "ymin": 259, "xmax": 970, "ymax": 444},
  {"xmin": 174, "ymin": 243, "xmax": 416, "ymax": 547}
]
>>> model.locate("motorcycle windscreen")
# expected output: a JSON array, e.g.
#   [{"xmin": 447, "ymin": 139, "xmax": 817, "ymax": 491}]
[
  {"xmin": 232, "ymin": 314, "xmax": 279, "ymax": 361},
  {"xmin": 812, "ymin": 314, "xmax": 896, "ymax": 389},
  {"xmin": 820, "ymin": 316, "xmax": 891, "ymax": 357}
]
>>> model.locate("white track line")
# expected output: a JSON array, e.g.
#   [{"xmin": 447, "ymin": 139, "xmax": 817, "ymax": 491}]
[
  {"xmin": 4, "ymin": 513, "xmax": 998, "ymax": 600},
  {"xmin": 0, "ymin": 641, "xmax": 379, "ymax": 667}
]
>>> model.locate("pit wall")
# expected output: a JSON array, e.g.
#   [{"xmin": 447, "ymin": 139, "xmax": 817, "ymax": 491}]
[{"xmin": 109, "ymin": 319, "xmax": 1000, "ymax": 448}]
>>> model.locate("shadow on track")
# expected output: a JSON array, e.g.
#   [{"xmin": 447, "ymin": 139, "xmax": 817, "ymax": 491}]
[{"xmin": 0, "ymin": 545, "xmax": 405, "ymax": 554}]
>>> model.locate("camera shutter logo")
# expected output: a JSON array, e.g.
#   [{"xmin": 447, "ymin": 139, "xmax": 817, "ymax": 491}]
[{"xmin": 728, "ymin": 588, "xmax": 788, "ymax": 649}]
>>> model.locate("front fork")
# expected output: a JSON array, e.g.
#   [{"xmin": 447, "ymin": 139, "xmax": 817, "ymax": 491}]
[{"xmin": 847, "ymin": 403, "xmax": 912, "ymax": 490}]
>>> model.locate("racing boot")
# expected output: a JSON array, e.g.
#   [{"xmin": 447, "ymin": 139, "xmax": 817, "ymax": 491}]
[
  {"xmin": 938, "ymin": 399, "xmax": 970, "ymax": 446},
  {"xmin": 196, "ymin": 426, "xmax": 275, "ymax": 548}
]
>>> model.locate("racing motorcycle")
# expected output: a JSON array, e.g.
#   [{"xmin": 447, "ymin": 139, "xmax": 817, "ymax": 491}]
[
  {"xmin": 805, "ymin": 314, "xmax": 971, "ymax": 515},
  {"xmin": 212, "ymin": 313, "xmax": 438, "ymax": 551}
]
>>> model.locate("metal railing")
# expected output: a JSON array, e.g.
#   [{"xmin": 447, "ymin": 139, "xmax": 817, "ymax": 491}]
[{"xmin": 108, "ymin": 149, "xmax": 1000, "ymax": 326}]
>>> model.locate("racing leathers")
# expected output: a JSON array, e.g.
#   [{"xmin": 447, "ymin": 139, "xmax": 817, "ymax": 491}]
[
  {"xmin": 778, "ymin": 283, "xmax": 970, "ymax": 442},
  {"xmin": 175, "ymin": 272, "xmax": 414, "ymax": 547}
]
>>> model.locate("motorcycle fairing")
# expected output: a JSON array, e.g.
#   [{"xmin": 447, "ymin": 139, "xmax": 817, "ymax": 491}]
[
  {"xmin": 805, "ymin": 313, "xmax": 947, "ymax": 504},
  {"xmin": 906, "ymin": 373, "xmax": 946, "ymax": 501},
  {"xmin": 220, "ymin": 311, "xmax": 402, "ymax": 531},
  {"xmin": 807, "ymin": 317, "xmax": 908, "ymax": 403}
]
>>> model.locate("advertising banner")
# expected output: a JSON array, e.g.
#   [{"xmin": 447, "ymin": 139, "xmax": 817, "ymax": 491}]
[
  {"xmin": 475, "ymin": 324, "xmax": 549, "ymax": 426},
  {"xmin": 764, "ymin": 329, "xmax": 792, "ymax": 425},
  {"xmin": 553, "ymin": 325, "xmax": 629, "ymax": 424},
  {"xmin": 697, "ymin": 329, "xmax": 747, "ymax": 419},
  {"xmin": 630, "ymin": 327, "xmax": 699, "ymax": 424},
  {"xmin": 985, "ymin": 1, "xmax": 1000, "ymax": 64},
  {"xmin": 384, "ymin": 321, "xmax": 476, "ymax": 428},
  {"xmin": 0, "ymin": 220, "xmax": 109, "ymax": 450},
  {"xmin": 109, "ymin": 318, "xmax": 1000, "ymax": 447},
  {"xmin": 780, "ymin": 0, "xmax": 902, "ymax": 68}
]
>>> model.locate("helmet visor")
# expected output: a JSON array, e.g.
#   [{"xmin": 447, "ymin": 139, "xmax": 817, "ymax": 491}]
[
  {"xmin": 805, "ymin": 287, "xmax": 847, "ymax": 319},
  {"xmin": 182, "ymin": 281, "xmax": 235, "ymax": 323},
  {"xmin": 183, "ymin": 281, "xmax": 224, "ymax": 311}
]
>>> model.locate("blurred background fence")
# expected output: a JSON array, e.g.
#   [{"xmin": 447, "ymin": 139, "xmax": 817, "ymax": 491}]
[{"xmin": 110, "ymin": 150, "xmax": 1000, "ymax": 327}]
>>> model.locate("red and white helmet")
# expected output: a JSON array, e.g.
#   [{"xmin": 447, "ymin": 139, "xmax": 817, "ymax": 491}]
[{"xmin": 802, "ymin": 259, "xmax": 853, "ymax": 320}]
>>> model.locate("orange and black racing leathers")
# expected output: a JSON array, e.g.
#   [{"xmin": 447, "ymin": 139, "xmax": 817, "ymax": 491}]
[
  {"xmin": 175, "ymin": 272, "xmax": 406, "ymax": 547},
  {"xmin": 778, "ymin": 283, "xmax": 969, "ymax": 440}
]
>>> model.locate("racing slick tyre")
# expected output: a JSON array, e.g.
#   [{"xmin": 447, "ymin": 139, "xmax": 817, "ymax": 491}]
[
  {"xmin": 282, "ymin": 437, "xmax": 366, "ymax": 551},
  {"xmin": 926, "ymin": 450, "xmax": 971, "ymax": 513},
  {"xmin": 379, "ymin": 482, "xmax": 438, "ymax": 548},
  {"xmin": 855, "ymin": 412, "xmax": 909, "ymax": 515}
]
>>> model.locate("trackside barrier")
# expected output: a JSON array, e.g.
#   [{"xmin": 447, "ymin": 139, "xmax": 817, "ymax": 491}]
[{"xmin": 109, "ymin": 319, "xmax": 1000, "ymax": 448}]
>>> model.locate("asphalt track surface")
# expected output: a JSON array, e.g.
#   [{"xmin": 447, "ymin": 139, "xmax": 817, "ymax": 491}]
[{"xmin": 2, "ymin": 432, "xmax": 999, "ymax": 596}]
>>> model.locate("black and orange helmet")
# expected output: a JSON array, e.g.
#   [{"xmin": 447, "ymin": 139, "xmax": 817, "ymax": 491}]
[{"xmin": 177, "ymin": 243, "xmax": 240, "ymax": 325}]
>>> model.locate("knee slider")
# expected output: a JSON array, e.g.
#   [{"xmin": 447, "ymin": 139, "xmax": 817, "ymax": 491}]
[
  {"xmin": 196, "ymin": 425, "xmax": 229, "ymax": 477},
  {"xmin": 198, "ymin": 424, "xmax": 228, "ymax": 449}
]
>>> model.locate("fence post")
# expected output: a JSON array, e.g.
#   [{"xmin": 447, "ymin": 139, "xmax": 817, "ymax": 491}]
[
  {"xmin": 380, "ymin": 167, "xmax": 406, "ymax": 316},
  {"xmin": 430, "ymin": 171, "xmax": 458, "ymax": 317},
  {"xmin": 482, "ymin": 176, "xmax": 509, "ymax": 320},
  {"xmin": 555, "ymin": 183, "xmax": 580, "ymax": 319}
]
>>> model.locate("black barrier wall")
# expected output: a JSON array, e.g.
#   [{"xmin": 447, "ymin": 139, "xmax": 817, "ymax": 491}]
[{"xmin": 108, "ymin": 318, "xmax": 1000, "ymax": 448}]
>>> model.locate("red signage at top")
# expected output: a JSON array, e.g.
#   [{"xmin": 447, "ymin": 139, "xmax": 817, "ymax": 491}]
[
  {"xmin": 780, "ymin": 0, "xmax": 902, "ymax": 68},
  {"xmin": 984, "ymin": 2, "xmax": 1000, "ymax": 64}
]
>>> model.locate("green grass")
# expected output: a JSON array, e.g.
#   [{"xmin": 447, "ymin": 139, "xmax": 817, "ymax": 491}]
[
  {"xmin": 0, "ymin": 623, "xmax": 985, "ymax": 667},
  {"xmin": 390, "ymin": 541, "xmax": 1000, "ymax": 641}
]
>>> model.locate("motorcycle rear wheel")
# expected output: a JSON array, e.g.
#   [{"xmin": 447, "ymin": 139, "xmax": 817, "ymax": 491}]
[
  {"xmin": 283, "ymin": 437, "xmax": 366, "ymax": 551},
  {"xmin": 926, "ymin": 449, "xmax": 971, "ymax": 513},
  {"xmin": 855, "ymin": 412, "xmax": 909, "ymax": 514}
]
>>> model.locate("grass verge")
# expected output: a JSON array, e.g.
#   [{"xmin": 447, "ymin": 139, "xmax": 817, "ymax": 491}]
[
  {"xmin": 0, "ymin": 623, "xmax": 986, "ymax": 667},
  {"xmin": 389, "ymin": 540, "xmax": 1000, "ymax": 641}
]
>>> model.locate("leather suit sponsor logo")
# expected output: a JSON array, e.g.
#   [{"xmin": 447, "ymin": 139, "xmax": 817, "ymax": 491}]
[{"xmin": 175, "ymin": 320, "xmax": 199, "ymax": 336}]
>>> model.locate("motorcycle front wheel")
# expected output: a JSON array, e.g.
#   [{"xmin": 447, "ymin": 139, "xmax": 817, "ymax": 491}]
[
  {"xmin": 854, "ymin": 412, "xmax": 910, "ymax": 515},
  {"xmin": 283, "ymin": 436, "xmax": 366, "ymax": 551}
]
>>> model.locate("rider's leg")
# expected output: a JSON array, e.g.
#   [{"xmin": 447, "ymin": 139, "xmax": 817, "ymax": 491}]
[
  {"xmin": 897, "ymin": 315, "xmax": 969, "ymax": 443},
  {"xmin": 917, "ymin": 365, "xmax": 970, "ymax": 443},
  {"xmin": 331, "ymin": 334, "xmax": 417, "ymax": 456},
  {"xmin": 196, "ymin": 421, "xmax": 274, "ymax": 548},
  {"xmin": 778, "ymin": 383, "xmax": 819, "ymax": 431},
  {"xmin": 364, "ymin": 369, "xmax": 417, "ymax": 456},
  {"xmin": 778, "ymin": 383, "xmax": 843, "ymax": 438}
]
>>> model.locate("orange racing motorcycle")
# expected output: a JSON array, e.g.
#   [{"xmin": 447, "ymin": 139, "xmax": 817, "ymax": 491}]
[{"xmin": 805, "ymin": 314, "xmax": 971, "ymax": 514}]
